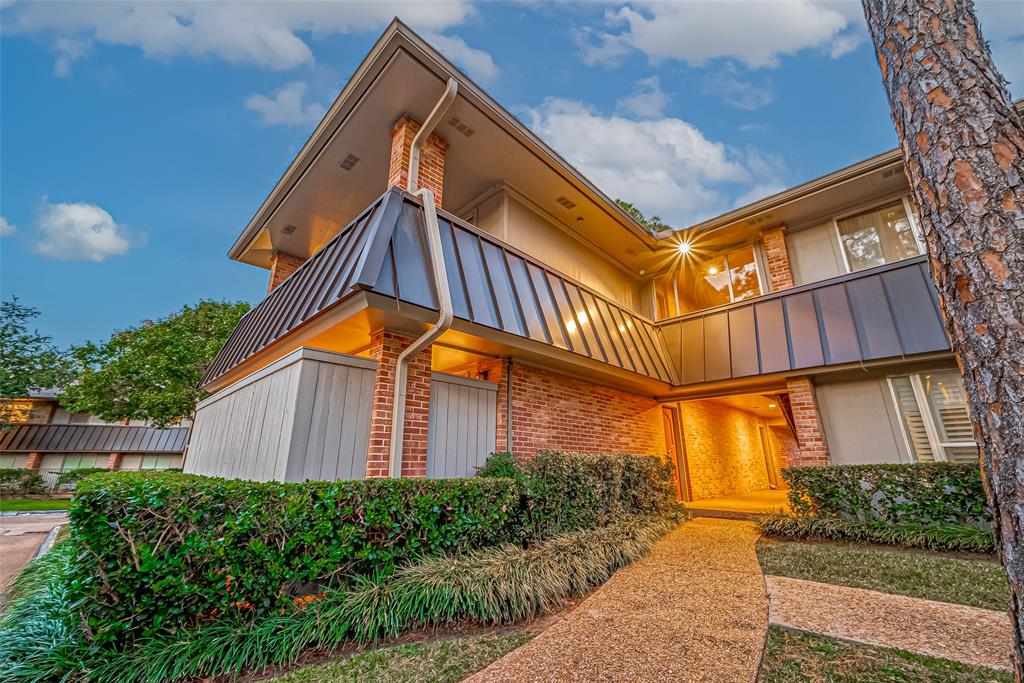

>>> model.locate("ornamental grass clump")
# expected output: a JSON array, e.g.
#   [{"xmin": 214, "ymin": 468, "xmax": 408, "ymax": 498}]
[{"xmin": 758, "ymin": 513, "xmax": 994, "ymax": 553}]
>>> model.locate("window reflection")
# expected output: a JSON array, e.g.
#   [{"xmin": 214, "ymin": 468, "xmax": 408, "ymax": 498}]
[
  {"xmin": 837, "ymin": 202, "xmax": 922, "ymax": 272},
  {"xmin": 654, "ymin": 246, "xmax": 763, "ymax": 319}
]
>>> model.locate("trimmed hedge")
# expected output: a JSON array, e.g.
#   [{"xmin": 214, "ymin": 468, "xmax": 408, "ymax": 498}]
[
  {"xmin": 784, "ymin": 462, "xmax": 989, "ymax": 527},
  {"xmin": 0, "ymin": 468, "xmax": 45, "ymax": 495},
  {"xmin": 479, "ymin": 450, "xmax": 682, "ymax": 538},
  {"xmin": 56, "ymin": 467, "xmax": 108, "ymax": 488},
  {"xmin": 69, "ymin": 472, "xmax": 519, "ymax": 646}
]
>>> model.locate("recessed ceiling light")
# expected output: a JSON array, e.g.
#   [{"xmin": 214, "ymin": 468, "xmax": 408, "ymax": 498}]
[
  {"xmin": 708, "ymin": 266, "xmax": 719, "ymax": 275},
  {"xmin": 282, "ymin": 224, "xmax": 297, "ymax": 235},
  {"xmin": 338, "ymin": 153, "xmax": 360, "ymax": 171},
  {"xmin": 677, "ymin": 241, "xmax": 692, "ymax": 255},
  {"xmin": 768, "ymin": 403, "xmax": 777, "ymax": 408}
]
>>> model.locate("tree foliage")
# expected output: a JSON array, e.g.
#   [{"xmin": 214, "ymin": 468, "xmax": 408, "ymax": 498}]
[
  {"xmin": 0, "ymin": 297, "xmax": 73, "ymax": 399},
  {"xmin": 614, "ymin": 199, "xmax": 672, "ymax": 234},
  {"xmin": 59, "ymin": 300, "xmax": 249, "ymax": 427}
]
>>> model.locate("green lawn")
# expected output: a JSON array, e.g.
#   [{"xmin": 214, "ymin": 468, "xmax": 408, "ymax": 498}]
[
  {"xmin": 0, "ymin": 498, "xmax": 71, "ymax": 512},
  {"xmin": 760, "ymin": 627, "xmax": 1011, "ymax": 683},
  {"xmin": 757, "ymin": 538, "xmax": 1008, "ymax": 610},
  {"xmin": 270, "ymin": 633, "xmax": 533, "ymax": 683}
]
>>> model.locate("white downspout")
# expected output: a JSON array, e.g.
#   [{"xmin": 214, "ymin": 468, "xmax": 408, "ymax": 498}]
[
  {"xmin": 389, "ymin": 78, "xmax": 458, "ymax": 478},
  {"xmin": 407, "ymin": 78, "xmax": 458, "ymax": 193}
]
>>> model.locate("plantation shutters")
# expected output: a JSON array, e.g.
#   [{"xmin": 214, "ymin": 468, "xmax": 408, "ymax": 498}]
[{"xmin": 888, "ymin": 369, "xmax": 978, "ymax": 464}]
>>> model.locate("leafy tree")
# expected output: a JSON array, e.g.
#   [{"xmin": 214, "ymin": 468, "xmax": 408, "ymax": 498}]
[
  {"xmin": 615, "ymin": 199, "xmax": 672, "ymax": 234},
  {"xmin": 60, "ymin": 300, "xmax": 249, "ymax": 427},
  {"xmin": 0, "ymin": 297, "xmax": 73, "ymax": 398},
  {"xmin": 861, "ymin": 0, "xmax": 1024, "ymax": 672}
]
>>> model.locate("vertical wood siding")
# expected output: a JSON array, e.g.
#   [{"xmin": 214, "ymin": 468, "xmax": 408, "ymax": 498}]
[
  {"xmin": 186, "ymin": 348, "xmax": 376, "ymax": 482},
  {"xmin": 426, "ymin": 373, "xmax": 498, "ymax": 478}
]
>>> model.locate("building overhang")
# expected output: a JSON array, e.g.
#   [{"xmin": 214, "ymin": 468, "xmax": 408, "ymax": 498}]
[{"xmin": 230, "ymin": 19, "xmax": 662, "ymax": 274}]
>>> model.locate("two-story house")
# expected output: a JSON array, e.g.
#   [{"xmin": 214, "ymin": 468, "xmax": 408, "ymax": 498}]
[{"xmin": 185, "ymin": 20, "xmax": 985, "ymax": 510}]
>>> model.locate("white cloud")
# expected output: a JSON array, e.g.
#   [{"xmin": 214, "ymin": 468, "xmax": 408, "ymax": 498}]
[
  {"xmin": 705, "ymin": 69, "xmax": 775, "ymax": 110},
  {"xmin": 616, "ymin": 76, "xmax": 669, "ymax": 118},
  {"xmin": 527, "ymin": 97, "xmax": 785, "ymax": 225},
  {"xmin": 421, "ymin": 31, "xmax": 501, "ymax": 83},
  {"xmin": 580, "ymin": 1, "xmax": 863, "ymax": 69},
  {"xmin": 246, "ymin": 81, "xmax": 326, "ymax": 126},
  {"xmin": 6, "ymin": 1, "xmax": 476, "ymax": 74},
  {"xmin": 0, "ymin": 217, "xmax": 15, "ymax": 236},
  {"xmin": 34, "ymin": 201, "xmax": 133, "ymax": 261}
]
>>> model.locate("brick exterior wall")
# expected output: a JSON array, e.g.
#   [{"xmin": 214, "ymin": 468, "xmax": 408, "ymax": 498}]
[
  {"xmin": 786, "ymin": 376, "xmax": 831, "ymax": 466},
  {"xmin": 761, "ymin": 226, "xmax": 795, "ymax": 291},
  {"xmin": 25, "ymin": 452, "xmax": 42, "ymax": 470},
  {"xmin": 364, "ymin": 330, "xmax": 433, "ymax": 479},
  {"xmin": 267, "ymin": 251, "xmax": 305, "ymax": 292},
  {"xmin": 678, "ymin": 399, "xmax": 771, "ymax": 500},
  {"xmin": 105, "ymin": 452, "xmax": 122, "ymax": 470},
  {"xmin": 388, "ymin": 115, "xmax": 448, "ymax": 208},
  {"xmin": 766, "ymin": 425, "xmax": 798, "ymax": 487},
  {"xmin": 506, "ymin": 362, "xmax": 665, "ymax": 458}
]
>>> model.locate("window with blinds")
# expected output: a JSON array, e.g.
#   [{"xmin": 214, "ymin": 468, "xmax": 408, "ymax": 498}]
[{"xmin": 888, "ymin": 370, "xmax": 978, "ymax": 463}]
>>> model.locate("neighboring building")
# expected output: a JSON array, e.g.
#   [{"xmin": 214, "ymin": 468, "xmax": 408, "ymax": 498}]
[
  {"xmin": 0, "ymin": 390, "xmax": 188, "ymax": 490},
  {"xmin": 186, "ymin": 20, "xmax": 988, "ymax": 506}
]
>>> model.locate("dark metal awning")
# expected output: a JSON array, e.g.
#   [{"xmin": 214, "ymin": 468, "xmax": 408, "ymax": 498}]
[
  {"xmin": 0, "ymin": 424, "xmax": 190, "ymax": 454},
  {"xmin": 203, "ymin": 188, "xmax": 676, "ymax": 386}
]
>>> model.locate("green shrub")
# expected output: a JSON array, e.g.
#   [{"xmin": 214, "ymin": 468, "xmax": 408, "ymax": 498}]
[
  {"xmin": 758, "ymin": 514, "xmax": 994, "ymax": 553},
  {"xmin": 0, "ymin": 517, "xmax": 678, "ymax": 683},
  {"xmin": 69, "ymin": 471, "xmax": 520, "ymax": 646},
  {"xmin": 0, "ymin": 468, "xmax": 45, "ymax": 495},
  {"xmin": 475, "ymin": 451, "xmax": 519, "ymax": 478},
  {"xmin": 478, "ymin": 450, "xmax": 682, "ymax": 539},
  {"xmin": 56, "ymin": 467, "xmax": 108, "ymax": 488},
  {"xmin": 783, "ymin": 463, "xmax": 989, "ymax": 527}
]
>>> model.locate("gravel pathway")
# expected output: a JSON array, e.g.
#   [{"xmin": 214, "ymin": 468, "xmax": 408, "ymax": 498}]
[
  {"xmin": 467, "ymin": 518, "xmax": 767, "ymax": 682},
  {"xmin": 766, "ymin": 575, "xmax": 1014, "ymax": 671}
]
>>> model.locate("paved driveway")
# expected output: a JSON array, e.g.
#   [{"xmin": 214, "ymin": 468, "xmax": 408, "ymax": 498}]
[{"xmin": 0, "ymin": 513, "xmax": 66, "ymax": 602}]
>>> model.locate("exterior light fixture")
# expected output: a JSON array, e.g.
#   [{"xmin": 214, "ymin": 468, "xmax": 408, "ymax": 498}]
[
  {"xmin": 677, "ymin": 241, "xmax": 692, "ymax": 255},
  {"xmin": 768, "ymin": 403, "xmax": 777, "ymax": 408},
  {"xmin": 708, "ymin": 266, "xmax": 719, "ymax": 275}
]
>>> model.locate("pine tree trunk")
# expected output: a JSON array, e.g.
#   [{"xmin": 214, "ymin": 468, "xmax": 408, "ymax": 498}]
[{"xmin": 861, "ymin": 0, "xmax": 1024, "ymax": 675}]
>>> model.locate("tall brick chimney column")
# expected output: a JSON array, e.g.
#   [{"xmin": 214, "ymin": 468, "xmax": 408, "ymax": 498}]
[
  {"xmin": 388, "ymin": 115, "xmax": 448, "ymax": 208},
  {"xmin": 762, "ymin": 226, "xmax": 795, "ymax": 291},
  {"xmin": 267, "ymin": 251, "xmax": 305, "ymax": 293},
  {"xmin": 786, "ymin": 377, "xmax": 830, "ymax": 467}
]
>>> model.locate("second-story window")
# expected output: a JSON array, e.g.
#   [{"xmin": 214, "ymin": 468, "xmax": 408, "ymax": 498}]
[
  {"xmin": 835, "ymin": 199, "xmax": 924, "ymax": 272},
  {"xmin": 655, "ymin": 245, "xmax": 764, "ymax": 318}
]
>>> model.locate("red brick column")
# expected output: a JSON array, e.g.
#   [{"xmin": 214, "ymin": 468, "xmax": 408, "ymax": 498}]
[
  {"xmin": 25, "ymin": 452, "xmax": 42, "ymax": 470},
  {"xmin": 388, "ymin": 115, "xmax": 448, "ymax": 208},
  {"xmin": 786, "ymin": 377, "xmax": 830, "ymax": 466},
  {"xmin": 106, "ymin": 452, "xmax": 122, "ymax": 470},
  {"xmin": 364, "ymin": 330, "xmax": 433, "ymax": 479},
  {"xmin": 267, "ymin": 251, "xmax": 305, "ymax": 292},
  {"xmin": 762, "ymin": 226, "xmax": 795, "ymax": 291}
]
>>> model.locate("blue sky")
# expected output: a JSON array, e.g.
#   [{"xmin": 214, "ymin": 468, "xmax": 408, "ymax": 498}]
[{"xmin": 2, "ymin": 1, "xmax": 1021, "ymax": 348}]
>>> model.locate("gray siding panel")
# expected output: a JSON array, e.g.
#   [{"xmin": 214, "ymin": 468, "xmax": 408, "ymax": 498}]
[
  {"xmin": 816, "ymin": 376, "xmax": 909, "ymax": 465},
  {"xmin": 816, "ymin": 284, "xmax": 861, "ymax": 364},
  {"xmin": 882, "ymin": 265, "xmax": 950, "ymax": 354},
  {"xmin": 728, "ymin": 307, "xmax": 758, "ymax": 378},
  {"xmin": 187, "ymin": 348, "xmax": 375, "ymax": 482},
  {"xmin": 703, "ymin": 313, "xmax": 731, "ymax": 381},
  {"xmin": 755, "ymin": 299, "xmax": 790, "ymax": 374},
  {"xmin": 426, "ymin": 373, "xmax": 497, "ymax": 478},
  {"xmin": 784, "ymin": 292, "xmax": 825, "ymax": 369},
  {"xmin": 680, "ymin": 318, "xmax": 705, "ymax": 385},
  {"xmin": 846, "ymin": 276, "xmax": 903, "ymax": 359}
]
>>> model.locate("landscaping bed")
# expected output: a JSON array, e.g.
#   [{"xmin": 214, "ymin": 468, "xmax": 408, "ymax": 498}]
[
  {"xmin": 757, "ymin": 538, "xmax": 1008, "ymax": 610},
  {"xmin": 0, "ymin": 451, "xmax": 683, "ymax": 682},
  {"xmin": 759, "ymin": 627, "xmax": 1011, "ymax": 683}
]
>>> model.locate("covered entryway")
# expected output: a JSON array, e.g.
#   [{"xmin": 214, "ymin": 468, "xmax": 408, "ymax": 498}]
[
  {"xmin": 426, "ymin": 372, "xmax": 498, "ymax": 478},
  {"xmin": 671, "ymin": 391, "xmax": 797, "ymax": 515}
]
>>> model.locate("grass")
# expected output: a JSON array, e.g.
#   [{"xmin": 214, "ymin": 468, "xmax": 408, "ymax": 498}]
[
  {"xmin": 759, "ymin": 627, "xmax": 1011, "ymax": 682},
  {"xmin": 0, "ymin": 498, "xmax": 71, "ymax": 512},
  {"xmin": 757, "ymin": 538, "xmax": 1009, "ymax": 610},
  {"xmin": 758, "ymin": 513, "xmax": 994, "ymax": 553},
  {"xmin": 270, "ymin": 633, "xmax": 532, "ymax": 682}
]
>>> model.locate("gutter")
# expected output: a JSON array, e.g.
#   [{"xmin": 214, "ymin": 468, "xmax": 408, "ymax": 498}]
[{"xmin": 389, "ymin": 78, "xmax": 458, "ymax": 477}]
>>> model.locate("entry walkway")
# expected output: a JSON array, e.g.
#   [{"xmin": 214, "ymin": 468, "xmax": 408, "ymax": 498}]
[
  {"xmin": 687, "ymin": 489, "xmax": 789, "ymax": 518},
  {"xmin": 468, "ymin": 518, "xmax": 768, "ymax": 682}
]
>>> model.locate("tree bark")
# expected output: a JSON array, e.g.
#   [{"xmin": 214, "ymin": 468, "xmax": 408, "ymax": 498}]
[{"xmin": 861, "ymin": 0, "xmax": 1024, "ymax": 676}]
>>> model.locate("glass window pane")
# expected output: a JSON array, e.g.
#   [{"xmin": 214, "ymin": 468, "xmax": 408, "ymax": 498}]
[
  {"xmin": 727, "ymin": 247, "xmax": 762, "ymax": 302},
  {"xmin": 838, "ymin": 202, "xmax": 922, "ymax": 272},
  {"xmin": 692, "ymin": 255, "xmax": 732, "ymax": 309},
  {"xmin": 921, "ymin": 370, "xmax": 976, "ymax": 445},
  {"xmin": 890, "ymin": 376, "xmax": 935, "ymax": 462}
]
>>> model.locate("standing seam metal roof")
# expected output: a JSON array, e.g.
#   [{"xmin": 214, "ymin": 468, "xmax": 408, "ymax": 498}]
[
  {"xmin": 0, "ymin": 425, "xmax": 190, "ymax": 454},
  {"xmin": 202, "ymin": 188, "xmax": 676, "ymax": 386}
]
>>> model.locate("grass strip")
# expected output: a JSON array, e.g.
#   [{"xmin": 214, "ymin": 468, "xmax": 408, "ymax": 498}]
[
  {"xmin": 269, "ymin": 632, "xmax": 532, "ymax": 682},
  {"xmin": 757, "ymin": 538, "xmax": 1008, "ymax": 610},
  {"xmin": 0, "ymin": 499, "xmax": 72, "ymax": 512},
  {"xmin": 758, "ymin": 513, "xmax": 994, "ymax": 553},
  {"xmin": 759, "ymin": 626, "xmax": 1011, "ymax": 683}
]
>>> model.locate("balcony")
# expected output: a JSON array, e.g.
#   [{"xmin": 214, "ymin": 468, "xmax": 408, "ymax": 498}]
[{"xmin": 655, "ymin": 255, "xmax": 951, "ymax": 386}]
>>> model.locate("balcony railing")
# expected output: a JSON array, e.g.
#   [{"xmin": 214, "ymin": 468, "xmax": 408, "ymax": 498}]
[{"xmin": 655, "ymin": 255, "xmax": 951, "ymax": 386}]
